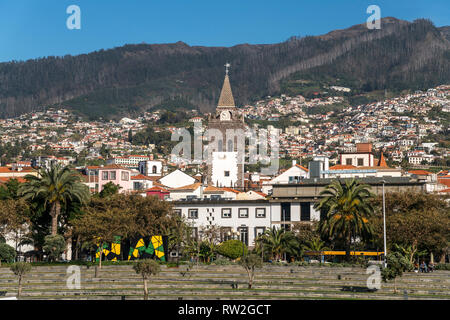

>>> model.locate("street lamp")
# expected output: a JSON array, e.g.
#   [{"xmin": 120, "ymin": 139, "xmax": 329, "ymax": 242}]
[{"xmin": 382, "ymin": 180, "xmax": 387, "ymax": 268}]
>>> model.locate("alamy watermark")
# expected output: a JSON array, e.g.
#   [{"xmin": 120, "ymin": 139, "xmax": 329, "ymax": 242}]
[
  {"xmin": 366, "ymin": 5, "xmax": 381, "ymax": 30},
  {"xmin": 66, "ymin": 5, "xmax": 81, "ymax": 30},
  {"xmin": 170, "ymin": 121, "xmax": 279, "ymax": 175},
  {"xmin": 366, "ymin": 265, "xmax": 381, "ymax": 290},
  {"xmin": 66, "ymin": 265, "xmax": 81, "ymax": 289}
]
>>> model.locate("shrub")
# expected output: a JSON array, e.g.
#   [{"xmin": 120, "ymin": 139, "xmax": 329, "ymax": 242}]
[
  {"xmin": 43, "ymin": 234, "xmax": 66, "ymax": 262},
  {"xmin": 381, "ymin": 252, "xmax": 412, "ymax": 293},
  {"xmin": 213, "ymin": 258, "xmax": 234, "ymax": 265},
  {"xmin": 0, "ymin": 242, "xmax": 16, "ymax": 264},
  {"xmin": 216, "ymin": 240, "xmax": 248, "ymax": 260},
  {"xmin": 435, "ymin": 263, "xmax": 450, "ymax": 271}
]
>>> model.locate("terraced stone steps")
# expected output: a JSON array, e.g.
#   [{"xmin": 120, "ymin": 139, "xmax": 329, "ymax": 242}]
[{"xmin": 1, "ymin": 265, "xmax": 448, "ymax": 300}]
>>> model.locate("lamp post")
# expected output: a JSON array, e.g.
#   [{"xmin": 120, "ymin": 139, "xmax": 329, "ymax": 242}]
[{"xmin": 382, "ymin": 180, "xmax": 387, "ymax": 268}]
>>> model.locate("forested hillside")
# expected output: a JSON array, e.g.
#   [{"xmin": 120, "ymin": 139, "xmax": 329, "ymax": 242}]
[{"xmin": 0, "ymin": 17, "xmax": 448, "ymax": 119}]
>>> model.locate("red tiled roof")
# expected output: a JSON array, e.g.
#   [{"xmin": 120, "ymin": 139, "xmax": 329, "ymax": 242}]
[
  {"xmin": 98, "ymin": 164, "xmax": 131, "ymax": 171},
  {"xmin": 145, "ymin": 186, "xmax": 170, "ymax": 193},
  {"xmin": 170, "ymin": 182, "xmax": 202, "ymax": 191},
  {"xmin": 221, "ymin": 187, "xmax": 241, "ymax": 194},
  {"xmin": 0, "ymin": 177, "xmax": 27, "ymax": 184},
  {"xmin": 295, "ymin": 164, "xmax": 309, "ymax": 172},
  {"xmin": 329, "ymin": 164, "xmax": 357, "ymax": 170},
  {"xmin": 408, "ymin": 170, "xmax": 432, "ymax": 175},
  {"xmin": 377, "ymin": 153, "xmax": 388, "ymax": 167},
  {"xmin": 438, "ymin": 179, "xmax": 450, "ymax": 188},
  {"xmin": 131, "ymin": 174, "xmax": 154, "ymax": 181}
]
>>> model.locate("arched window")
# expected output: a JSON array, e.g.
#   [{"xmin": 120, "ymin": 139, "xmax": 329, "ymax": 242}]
[
  {"xmin": 228, "ymin": 139, "xmax": 233, "ymax": 152},
  {"xmin": 152, "ymin": 165, "xmax": 157, "ymax": 174},
  {"xmin": 218, "ymin": 140, "xmax": 223, "ymax": 152}
]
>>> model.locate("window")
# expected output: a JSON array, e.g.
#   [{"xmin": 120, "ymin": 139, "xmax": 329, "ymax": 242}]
[
  {"xmin": 220, "ymin": 227, "xmax": 232, "ymax": 242},
  {"xmin": 133, "ymin": 182, "xmax": 141, "ymax": 190},
  {"xmin": 152, "ymin": 165, "xmax": 157, "ymax": 174},
  {"xmin": 218, "ymin": 140, "xmax": 223, "ymax": 152},
  {"xmin": 300, "ymin": 202, "xmax": 311, "ymax": 221},
  {"xmin": 102, "ymin": 171, "xmax": 108, "ymax": 180},
  {"xmin": 221, "ymin": 208, "xmax": 232, "ymax": 218},
  {"xmin": 224, "ymin": 171, "xmax": 230, "ymax": 177},
  {"xmin": 238, "ymin": 227, "xmax": 248, "ymax": 246},
  {"xmin": 357, "ymin": 158, "xmax": 364, "ymax": 166},
  {"xmin": 256, "ymin": 208, "xmax": 266, "ymax": 218},
  {"xmin": 238, "ymin": 208, "xmax": 249, "ymax": 218},
  {"xmin": 228, "ymin": 140, "xmax": 233, "ymax": 152},
  {"xmin": 346, "ymin": 158, "xmax": 352, "ymax": 165},
  {"xmin": 320, "ymin": 208, "xmax": 327, "ymax": 220},
  {"xmin": 109, "ymin": 171, "xmax": 116, "ymax": 180},
  {"xmin": 281, "ymin": 203, "xmax": 291, "ymax": 221},
  {"xmin": 188, "ymin": 209, "xmax": 198, "ymax": 219},
  {"xmin": 121, "ymin": 171, "xmax": 129, "ymax": 181},
  {"xmin": 254, "ymin": 227, "xmax": 265, "ymax": 239},
  {"xmin": 190, "ymin": 227, "xmax": 198, "ymax": 240}
]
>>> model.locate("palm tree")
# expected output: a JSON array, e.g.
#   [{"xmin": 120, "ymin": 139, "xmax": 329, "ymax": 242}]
[
  {"xmin": 314, "ymin": 179, "xmax": 374, "ymax": 261},
  {"xmin": 261, "ymin": 226, "xmax": 298, "ymax": 261},
  {"xmin": 302, "ymin": 238, "xmax": 330, "ymax": 262},
  {"xmin": 19, "ymin": 164, "xmax": 90, "ymax": 236}
]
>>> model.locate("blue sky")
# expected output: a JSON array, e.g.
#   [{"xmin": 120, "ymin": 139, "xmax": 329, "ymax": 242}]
[{"xmin": 0, "ymin": 0, "xmax": 448, "ymax": 62}]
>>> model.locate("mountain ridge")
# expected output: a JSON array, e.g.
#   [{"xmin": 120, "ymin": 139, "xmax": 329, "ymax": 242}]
[{"xmin": 0, "ymin": 17, "xmax": 448, "ymax": 120}]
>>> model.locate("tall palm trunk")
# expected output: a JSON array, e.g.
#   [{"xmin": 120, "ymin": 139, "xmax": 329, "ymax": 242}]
[
  {"xmin": 50, "ymin": 201, "xmax": 61, "ymax": 235},
  {"xmin": 345, "ymin": 232, "xmax": 352, "ymax": 262}
]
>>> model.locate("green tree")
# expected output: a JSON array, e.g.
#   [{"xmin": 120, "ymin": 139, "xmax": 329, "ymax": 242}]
[
  {"xmin": 260, "ymin": 226, "xmax": 298, "ymax": 261},
  {"xmin": 98, "ymin": 182, "xmax": 121, "ymax": 198},
  {"xmin": 216, "ymin": 240, "xmax": 248, "ymax": 260},
  {"xmin": 302, "ymin": 238, "xmax": 330, "ymax": 262},
  {"xmin": 0, "ymin": 199, "xmax": 30, "ymax": 247},
  {"xmin": 239, "ymin": 254, "xmax": 263, "ymax": 289},
  {"xmin": 42, "ymin": 234, "xmax": 66, "ymax": 262},
  {"xmin": 381, "ymin": 252, "xmax": 413, "ymax": 293},
  {"xmin": 167, "ymin": 215, "xmax": 191, "ymax": 265},
  {"xmin": 0, "ymin": 178, "xmax": 21, "ymax": 200},
  {"xmin": 72, "ymin": 203, "xmax": 135, "ymax": 269},
  {"xmin": 133, "ymin": 259, "xmax": 161, "ymax": 300},
  {"xmin": 19, "ymin": 164, "xmax": 90, "ymax": 236},
  {"xmin": 10, "ymin": 262, "xmax": 32, "ymax": 299},
  {"xmin": 371, "ymin": 192, "xmax": 450, "ymax": 263},
  {"xmin": 314, "ymin": 179, "xmax": 375, "ymax": 261},
  {"xmin": 0, "ymin": 242, "xmax": 16, "ymax": 266}
]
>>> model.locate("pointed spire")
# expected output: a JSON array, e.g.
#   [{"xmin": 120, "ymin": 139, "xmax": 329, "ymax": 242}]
[
  {"xmin": 378, "ymin": 151, "xmax": 388, "ymax": 167},
  {"xmin": 217, "ymin": 64, "xmax": 235, "ymax": 108}
]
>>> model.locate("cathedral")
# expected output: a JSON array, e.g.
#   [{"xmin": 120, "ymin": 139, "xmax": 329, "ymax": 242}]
[{"xmin": 206, "ymin": 64, "xmax": 245, "ymax": 189}]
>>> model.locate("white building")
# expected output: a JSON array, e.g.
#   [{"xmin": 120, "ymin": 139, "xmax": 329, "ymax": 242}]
[
  {"xmin": 138, "ymin": 160, "xmax": 163, "ymax": 176},
  {"xmin": 107, "ymin": 155, "xmax": 150, "ymax": 169},
  {"xmin": 211, "ymin": 152, "xmax": 241, "ymax": 188},
  {"xmin": 262, "ymin": 160, "xmax": 309, "ymax": 194},
  {"xmin": 159, "ymin": 169, "xmax": 196, "ymax": 189},
  {"xmin": 174, "ymin": 200, "xmax": 320, "ymax": 248}
]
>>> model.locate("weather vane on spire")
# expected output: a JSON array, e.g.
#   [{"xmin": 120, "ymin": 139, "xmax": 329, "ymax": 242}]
[{"xmin": 225, "ymin": 62, "xmax": 231, "ymax": 75}]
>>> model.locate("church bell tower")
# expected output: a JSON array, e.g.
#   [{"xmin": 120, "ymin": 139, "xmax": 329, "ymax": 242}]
[{"xmin": 206, "ymin": 64, "xmax": 245, "ymax": 189}]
